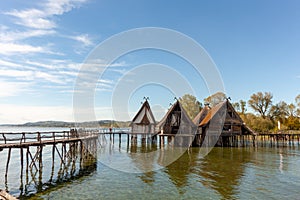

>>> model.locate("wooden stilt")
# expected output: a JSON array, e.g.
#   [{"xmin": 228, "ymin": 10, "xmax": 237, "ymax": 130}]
[
  {"xmin": 20, "ymin": 147, "xmax": 24, "ymax": 192},
  {"xmin": 5, "ymin": 148, "xmax": 11, "ymax": 190}
]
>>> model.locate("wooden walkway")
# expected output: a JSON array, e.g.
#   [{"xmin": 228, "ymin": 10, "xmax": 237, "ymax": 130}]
[
  {"xmin": 0, "ymin": 130, "xmax": 98, "ymax": 149},
  {"xmin": 97, "ymin": 130, "xmax": 300, "ymax": 148},
  {"xmin": 0, "ymin": 129, "xmax": 98, "ymax": 199},
  {"xmin": 255, "ymin": 133, "xmax": 300, "ymax": 147}
]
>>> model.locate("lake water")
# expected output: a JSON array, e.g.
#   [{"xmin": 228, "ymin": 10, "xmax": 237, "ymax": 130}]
[{"xmin": 1, "ymin": 127, "xmax": 300, "ymax": 199}]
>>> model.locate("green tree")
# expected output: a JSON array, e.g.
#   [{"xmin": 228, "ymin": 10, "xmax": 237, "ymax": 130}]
[
  {"xmin": 241, "ymin": 113, "xmax": 275, "ymax": 133},
  {"xmin": 179, "ymin": 94, "xmax": 202, "ymax": 119},
  {"xmin": 204, "ymin": 92, "xmax": 226, "ymax": 107},
  {"xmin": 286, "ymin": 116, "xmax": 300, "ymax": 130},
  {"xmin": 296, "ymin": 94, "xmax": 300, "ymax": 107},
  {"xmin": 248, "ymin": 92, "xmax": 273, "ymax": 119},
  {"xmin": 233, "ymin": 100, "xmax": 247, "ymax": 114},
  {"xmin": 232, "ymin": 102, "xmax": 240, "ymax": 112},
  {"xmin": 287, "ymin": 103, "xmax": 296, "ymax": 117},
  {"xmin": 239, "ymin": 100, "xmax": 247, "ymax": 114},
  {"xmin": 295, "ymin": 95, "xmax": 300, "ymax": 117},
  {"xmin": 268, "ymin": 101, "xmax": 288, "ymax": 121}
]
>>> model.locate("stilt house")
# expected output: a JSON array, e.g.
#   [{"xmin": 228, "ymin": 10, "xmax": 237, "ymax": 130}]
[
  {"xmin": 157, "ymin": 100, "xmax": 197, "ymax": 135},
  {"xmin": 130, "ymin": 100, "xmax": 156, "ymax": 134},
  {"xmin": 197, "ymin": 99, "xmax": 253, "ymax": 147}
]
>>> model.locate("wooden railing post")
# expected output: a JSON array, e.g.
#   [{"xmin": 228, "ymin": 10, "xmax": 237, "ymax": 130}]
[
  {"xmin": 53, "ymin": 132, "xmax": 56, "ymax": 143},
  {"xmin": 2, "ymin": 133, "xmax": 6, "ymax": 144},
  {"xmin": 37, "ymin": 132, "xmax": 41, "ymax": 143}
]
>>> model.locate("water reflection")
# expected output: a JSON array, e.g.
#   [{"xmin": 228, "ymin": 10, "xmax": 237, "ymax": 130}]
[
  {"xmin": 97, "ymin": 134, "xmax": 300, "ymax": 200},
  {"xmin": 160, "ymin": 147, "xmax": 252, "ymax": 199},
  {"xmin": 119, "ymin": 135, "xmax": 253, "ymax": 199},
  {"xmin": 195, "ymin": 148, "xmax": 252, "ymax": 199}
]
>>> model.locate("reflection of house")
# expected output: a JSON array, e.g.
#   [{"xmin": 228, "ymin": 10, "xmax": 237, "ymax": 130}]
[
  {"xmin": 157, "ymin": 100, "xmax": 197, "ymax": 147},
  {"xmin": 196, "ymin": 148, "xmax": 251, "ymax": 199},
  {"xmin": 130, "ymin": 100, "xmax": 156, "ymax": 135},
  {"xmin": 196, "ymin": 99, "xmax": 254, "ymax": 147}
]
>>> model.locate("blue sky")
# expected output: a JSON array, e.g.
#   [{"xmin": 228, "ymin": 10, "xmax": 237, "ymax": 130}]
[{"xmin": 0, "ymin": 0, "xmax": 300, "ymax": 124}]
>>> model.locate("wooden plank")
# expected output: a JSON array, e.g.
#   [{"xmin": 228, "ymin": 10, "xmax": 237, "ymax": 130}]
[{"xmin": 0, "ymin": 135, "xmax": 98, "ymax": 149}]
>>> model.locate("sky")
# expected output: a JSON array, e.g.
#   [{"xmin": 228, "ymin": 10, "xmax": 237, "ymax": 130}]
[{"xmin": 0, "ymin": 0, "xmax": 300, "ymax": 124}]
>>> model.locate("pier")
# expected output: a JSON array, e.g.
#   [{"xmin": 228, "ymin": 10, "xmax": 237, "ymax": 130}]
[
  {"xmin": 255, "ymin": 132, "xmax": 300, "ymax": 147},
  {"xmin": 0, "ymin": 129, "xmax": 98, "ymax": 199},
  {"xmin": 1, "ymin": 128, "xmax": 300, "ymax": 199},
  {"xmin": 98, "ymin": 130, "xmax": 300, "ymax": 148}
]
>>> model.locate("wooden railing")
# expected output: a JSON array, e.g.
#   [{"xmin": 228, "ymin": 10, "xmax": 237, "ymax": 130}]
[{"xmin": 0, "ymin": 129, "xmax": 98, "ymax": 147}]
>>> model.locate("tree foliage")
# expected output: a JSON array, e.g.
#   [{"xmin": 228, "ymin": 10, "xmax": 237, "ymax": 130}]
[
  {"xmin": 296, "ymin": 94, "xmax": 300, "ymax": 117},
  {"xmin": 268, "ymin": 101, "xmax": 288, "ymax": 121},
  {"xmin": 287, "ymin": 103, "xmax": 296, "ymax": 117},
  {"xmin": 179, "ymin": 94, "xmax": 202, "ymax": 120},
  {"xmin": 239, "ymin": 100, "xmax": 247, "ymax": 114},
  {"xmin": 241, "ymin": 113, "xmax": 275, "ymax": 133},
  {"xmin": 179, "ymin": 92, "xmax": 300, "ymax": 132},
  {"xmin": 248, "ymin": 92, "xmax": 273, "ymax": 119},
  {"xmin": 204, "ymin": 92, "xmax": 226, "ymax": 107},
  {"xmin": 296, "ymin": 94, "xmax": 300, "ymax": 107},
  {"xmin": 232, "ymin": 102, "xmax": 240, "ymax": 112},
  {"xmin": 232, "ymin": 100, "xmax": 247, "ymax": 114}
]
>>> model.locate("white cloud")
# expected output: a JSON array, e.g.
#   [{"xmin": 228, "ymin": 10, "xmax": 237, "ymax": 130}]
[
  {"xmin": 35, "ymin": 71, "xmax": 65, "ymax": 84},
  {"xmin": 0, "ymin": 69, "xmax": 32, "ymax": 77},
  {"xmin": 26, "ymin": 59, "xmax": 82, "ymax": 71},
  {"xmin": 71, "ymin": 34, "xmax": 93, "ymax": 46},
  {"xmin": 59, "ymin": 70, "xmax": 79, "ymax": 77},
  {"xmin": 5, "ymin": 8, "xmax": 55, "ymax": 29},
  {"xmin": 0, "ymin": 68, "xmax": 71, "ymax": 84},
  {"xmin": 5, "ymin": 0, "xmax": 88, "ymax": 30},
  {"xmin": 2, "ymin": 0, "xmax": 91, "ymax": 55},
  {"xmin": 0, "ymin": 29, "xmax": 55, "ymax": 42},
  {"xmin": 0, "ymin": 43, "xmax": 45, "ymax": 55},
  {"xmin": 0, "ymin": 80, "xmax": 30, "ymax": 97},
  {"xmin": 0, "ymin": 59, "xmax": 23, "ymax": 68},
  {"xmin": 45, "ymin": 0, "xmax": 87, "ymax": 16},
  {"xmin": 26, "ymin": 60, "xmax": 58, "ymax": 70}
]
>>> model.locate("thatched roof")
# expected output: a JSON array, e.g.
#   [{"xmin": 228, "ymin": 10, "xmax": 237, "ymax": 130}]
[
  {"xmin": 199, "ymin": 101, "xmax": 226, "ymax": 127},
  {"xmin": 131, "ymin": 100, "xmax": 155, "ymax": 125},
  {"xmin": 157, "ymin": 100, "xmax": 197, "ymax": 135},
  {"xmin": 193, "ymin": 105, "xmax": 210, "ymax": 125},
  {"xmin": 198, "ymin": 100, "xmax": 254, "ymax": 135}
]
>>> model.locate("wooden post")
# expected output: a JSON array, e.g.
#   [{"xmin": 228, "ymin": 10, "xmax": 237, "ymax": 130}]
[
  {"xmin": 39, "ymin": 146, "xmax": 43, "ymax": 170},
  {"xmin": 20, "ymin": 147, "xmax": 24, "ymax": 183},
  {"xmin": 80, "ymin": 141, "xmax": 83, "ymax": 169},
  {"xmin": 26, "ymin": 146, "xmax": 29, "ymax": 185},
  {"xmin": 5, "ymin": 148, "xmax": 11, "ymax": 189}
]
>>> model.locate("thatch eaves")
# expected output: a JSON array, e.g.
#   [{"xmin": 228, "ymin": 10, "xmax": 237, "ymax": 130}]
[{"xmin": 130, "ymin": 100, "xmax": 156, "ymax": 126}]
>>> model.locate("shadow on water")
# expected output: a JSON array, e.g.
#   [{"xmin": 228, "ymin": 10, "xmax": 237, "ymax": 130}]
[
  {"xmin": 0, "ymin": 143, "xmax": 97, "ymax": 200},
  {"xmin": 196, "ymin": 148, "xmax": 253, "ymax": 199},
  {"xmin": 162, "ymin": 147, "xmax": 254, "ymax": 199},
  {"xmin": 23, "ymin": 162, "xmax": 97, "ymax": 200},
  {"xmin": 124, "ymin": 137, "xmax": 254, "ymax": 199}
]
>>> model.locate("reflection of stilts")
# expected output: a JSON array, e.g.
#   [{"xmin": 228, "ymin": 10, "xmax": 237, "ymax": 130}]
[{"xmin": 1, "ymin": 130, "xmax": 98, "ymax": 198}]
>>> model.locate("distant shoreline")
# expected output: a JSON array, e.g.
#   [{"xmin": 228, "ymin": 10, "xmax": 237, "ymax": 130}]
[{"xmin": 0, "ymin": 120, "xmax": 131, "ymax": 128}]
